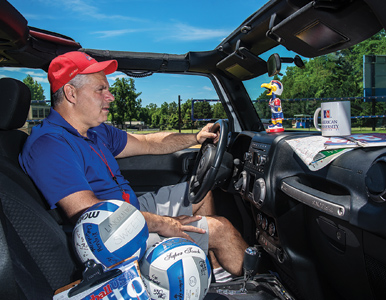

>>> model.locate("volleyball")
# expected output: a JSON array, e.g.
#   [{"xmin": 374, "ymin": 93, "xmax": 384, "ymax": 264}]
[
  {"xmin": 140, "ymin": 237, "xmax": 211, "ymax": 300},
  {"xmin": 73, "ymin": 200, "xmax": 149, "ymax": 268}
]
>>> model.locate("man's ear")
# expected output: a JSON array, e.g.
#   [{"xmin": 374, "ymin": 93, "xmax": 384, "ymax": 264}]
[{"xmin": 63, "ymin": 84, "xmax": 77, "ymax": 104}]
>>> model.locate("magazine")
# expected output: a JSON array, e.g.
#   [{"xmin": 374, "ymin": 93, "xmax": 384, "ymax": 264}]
[
  {"xmin": 286, "ymin": 133, "xmax": 386, "ymax": 171},
  {"xmin": 323, "ymin": 133, "xmax": 386, "ymax": 149}
]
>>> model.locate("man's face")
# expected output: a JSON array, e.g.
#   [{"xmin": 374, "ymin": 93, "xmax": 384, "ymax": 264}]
[{"xmin": 74, "ymin": 71, "xmax": 114, "ymax": 128}]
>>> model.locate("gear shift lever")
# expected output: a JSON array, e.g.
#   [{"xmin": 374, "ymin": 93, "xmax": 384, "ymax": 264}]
[{"xmin": 241, "ymin": 246, "xmax": 261, "ymax": 292}]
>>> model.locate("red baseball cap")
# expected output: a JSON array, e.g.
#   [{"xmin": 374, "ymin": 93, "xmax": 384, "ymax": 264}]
[{"xmin": 48, "ymin": 51, "xmax": 118, "ymax": 93}]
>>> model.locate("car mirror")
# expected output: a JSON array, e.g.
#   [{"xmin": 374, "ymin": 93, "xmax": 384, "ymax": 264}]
[
  {"xmin": 294, "ymin": 55, "xmax": 305, "ymax": 69},
  {"xmin": 267, "ymin": 53, "xmax": 282, "ymax": 77},
  {"xmin": 267, "ymin": 53, "xmax": 305, "ymax": 77}
]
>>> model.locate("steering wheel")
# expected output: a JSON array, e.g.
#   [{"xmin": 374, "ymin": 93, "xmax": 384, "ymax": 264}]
[{"xmin": 188, "ymin": 119, "xmax": 229, "ymax": 204}]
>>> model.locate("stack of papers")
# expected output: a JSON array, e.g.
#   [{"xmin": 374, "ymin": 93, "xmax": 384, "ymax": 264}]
[{"xmin": 286, "ymin": 133, "xmax": 386, "ymax": 171}]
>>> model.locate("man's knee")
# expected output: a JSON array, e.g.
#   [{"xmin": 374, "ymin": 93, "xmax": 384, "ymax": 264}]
[{"xmin": 206, "ymin": 216, "xmax": 235, "ymax": 240}]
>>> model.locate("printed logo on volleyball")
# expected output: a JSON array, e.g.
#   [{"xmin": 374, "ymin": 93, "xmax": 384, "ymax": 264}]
[
  {"xmin": 80, "ymin": 211, "xmax": 100, "ymax": 221},
  {"xmin": 150, "ymin": 274, "xmax": 161, "ymax": 285},
  {"xmin": 185, "ymin": 247, "xmax": 200, "ymax": 254},
  {"xmin": 177, "ymin": 275, "xmax": 184, "ymax": 295},
  {"xmin": 162, "ymin": 238, "xmax": 182, "ymax": 248},
  {"xmin": 199, "ymin": 260, "xmax": 207, "ymax": 275},
  {"xmin": 323, "ymin": 110, "xmax": 331, "ymax": 118},
  {"xmin": 165, "ymin": 250, "xmax": 184, "ymax": 261},
  {"xmin": 153, "ymin": 289, "xmax": 166, "ymax": 299},
  {"xmin": 189, "ymin": 276, "xmax": 197, "ymax": 287}
]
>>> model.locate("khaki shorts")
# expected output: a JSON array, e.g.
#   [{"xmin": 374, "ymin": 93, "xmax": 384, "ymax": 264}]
[{"xmin": 138, "ymin": 182, "xmax": 209, "ymax": 254}]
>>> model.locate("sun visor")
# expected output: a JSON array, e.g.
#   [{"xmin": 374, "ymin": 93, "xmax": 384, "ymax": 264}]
[
  {"xmin": 267, "ymin": 1, "xmax": 382, "ymax": 58},
  {"xmin": 216, "ymin": 43, "xmax": 267, "ymax": 80}
]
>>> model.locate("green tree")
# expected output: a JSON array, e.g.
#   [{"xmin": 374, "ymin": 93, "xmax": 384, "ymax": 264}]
[
  {"xmin": 141, "ymin": 103, "xmax": 158, "ymax": 128},
  {"xmin": 191, "ymin": 101, "xmax": 213, "ymax": 128},
  {"xmin": 110, "ymin": 78, "xmax": 142, "ymax": 126},
  {"xmin": 193, "ymin": 101, "xmax": 212, "ymax": 120},
  {"xmin": 23, "ymin": 75, "xmax": 45, "ymax": 101},
  {"xmin": 150, "ymin": 102, "xmax": 171, "ymax": 130},
  {"xmin": 138, "ymin": 107, "xmax": 150, "ymax": 127},
  {"xmin": 151, "ymin": 110, "xmax": 162, "ymax": 128},
  {"xmin": 155, "ymin": 101, "xmax": 180, "ymax": 129},
  {"xmin": 168, "ymin": 113, "xmax": 179, "ymax": 129},
  {"xmin": 213, "ymin": 102, "xmax": 227, "ymax": 119},
  {"xmin": 181, "ymin": 99, "xmax": 193, "ymax": 129},
  {"xmin": 167, "ymin": 101, "xmax": 179, "ymax": 129}
]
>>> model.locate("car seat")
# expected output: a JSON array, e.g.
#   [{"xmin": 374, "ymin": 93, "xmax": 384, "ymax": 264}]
[{"xmin": 0, "ymin": 78, "xmax": 79, "ymax": 299}]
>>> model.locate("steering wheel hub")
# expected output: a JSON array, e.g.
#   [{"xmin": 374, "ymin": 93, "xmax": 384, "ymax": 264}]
[{"xmin": 196, "ymin": 144, "xmax": 216, "ymax": 181}]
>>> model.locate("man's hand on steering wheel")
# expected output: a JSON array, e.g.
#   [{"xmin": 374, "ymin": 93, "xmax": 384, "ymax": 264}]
[
  {"xmin": 196, "ymin": 123, "xmax": 220, "ymax": 144},
  {"xmin": 188, "ymin": 120, "xmax": 229, "ymax": 204}
]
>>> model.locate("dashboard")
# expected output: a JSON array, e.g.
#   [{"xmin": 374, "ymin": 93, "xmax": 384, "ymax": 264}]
[{"xmin": 226, "ymin": 130, "xmax": 386, "ymax": 300}]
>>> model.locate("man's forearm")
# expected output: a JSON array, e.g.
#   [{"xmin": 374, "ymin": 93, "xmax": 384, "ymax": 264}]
[
  {"xmin": 117, "ymin": 123, "xmax": 217, "ymax": 158},
  {"xmin": 140, "ymin": 122, "xmax": 218, "ymax": 155},
  {"xmin": 143, "ymin": 132, "xmax": 198, "ymax": 155}
]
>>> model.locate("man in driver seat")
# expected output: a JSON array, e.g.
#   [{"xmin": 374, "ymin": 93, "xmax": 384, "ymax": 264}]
[{"xmin": 19, "ymin": 51, "xmax": 248, "ymax": 278}]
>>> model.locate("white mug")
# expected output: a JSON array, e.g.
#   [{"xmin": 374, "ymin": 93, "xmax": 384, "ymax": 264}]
[{"xmin": 313, "ymin": 101, "xmax": 351, "ymax": 136}]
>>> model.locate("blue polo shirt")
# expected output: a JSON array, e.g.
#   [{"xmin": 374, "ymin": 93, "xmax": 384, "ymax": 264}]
[{"xmin": 19, "ymin": 108, "xmax": 139, "ymax": 210}]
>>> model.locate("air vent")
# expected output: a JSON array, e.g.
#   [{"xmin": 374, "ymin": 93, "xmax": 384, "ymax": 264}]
[{"xmin": 365, "ymin": 158, "xmax": 386, "ymax": 202}]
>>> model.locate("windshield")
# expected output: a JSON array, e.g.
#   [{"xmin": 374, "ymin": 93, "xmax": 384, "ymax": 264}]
[{"xmin": 243, "ymin": 41, "xmax": 386, "ymax": 133}]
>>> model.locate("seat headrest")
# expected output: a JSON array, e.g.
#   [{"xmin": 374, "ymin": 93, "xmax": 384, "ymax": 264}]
[{"xmin": 0, "ymin": 78, "xmax": 31, "ymax": 130}]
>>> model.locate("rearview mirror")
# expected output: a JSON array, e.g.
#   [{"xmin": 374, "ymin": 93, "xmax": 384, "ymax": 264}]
[
  {"xmin": 267, "ymin": 53, "xmax": 305, "ymax": 77},
  {"xmin": 267, "ymin": 53, "xmax": 281, "ymax": 77}
]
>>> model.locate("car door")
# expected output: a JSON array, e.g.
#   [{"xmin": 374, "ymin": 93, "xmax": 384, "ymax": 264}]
[
  {"xmin": 114, "ymin": 73, "xmax": 217, "ymax": 196},
  {"xmin": 117, "ymin": 149, "xmax": 199, "ymax": 196}
]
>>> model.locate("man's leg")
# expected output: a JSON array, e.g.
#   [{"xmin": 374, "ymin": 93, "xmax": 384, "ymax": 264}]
[
  {"xmin": 206, "ymin": 216, "xmax": 248, "ymax": 276},
  {"xmin": 139, "ymin": 184, "xmax": 247, "ymax": 275},
  {"xmin": 192, "ymin": 191, "xmax": 215, "ymax": 216},
  {"xmin": 192, "ymin": 192, "xmax": 221, "ymax": 270},
  {"xmin": 193, "ymin": 191, "xmax": 248, "ymax": 276}
]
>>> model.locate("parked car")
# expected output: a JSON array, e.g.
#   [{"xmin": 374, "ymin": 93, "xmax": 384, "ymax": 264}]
[{"xmin": 1, "ymin": 0, "xmax": 386, "ymax": 299}]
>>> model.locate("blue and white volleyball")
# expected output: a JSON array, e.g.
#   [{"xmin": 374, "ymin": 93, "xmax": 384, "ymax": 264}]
[
  {"xmin": 73, "ymin": 200, "xmax": 149, "ymax": 268},
  {"xmin": 139, "ymin": 237, "xmax": 211, "ymax": 300}
]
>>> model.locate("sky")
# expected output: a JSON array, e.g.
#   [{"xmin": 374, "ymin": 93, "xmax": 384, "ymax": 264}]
[{"xmin": 4, "ymin": 0, "xmax": 295, "ymax": 106}]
